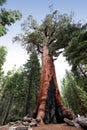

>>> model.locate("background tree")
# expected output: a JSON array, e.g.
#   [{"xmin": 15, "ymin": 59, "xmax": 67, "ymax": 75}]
[
  {"xmin": 0, "ymin": 46, "xmax": 7, "ymax": 101},
  {"xmin": 0, "ymin": 67, "xmax": 26, "ymax": 124},
  {"xmin": 64, "ymin": 30, "xmax": 87, "ymax": 92},
  {"xmin": 0, "ymin": 0, "xmax": 22, "ymax": 124},
  {"xmin": 0, "ymin": 46, "xmax": 7, "ymax": 77},
  {"xmin": 0, "ymin": 51, "xmax": 40, "ymax": 125},
  {"xmin": 0, "ymin": 0, "xmax": 41, "ymax": 125},
  {"xmin": 23, "ymin": 51, "xmax": 40, "ymax": 116},
  {"xmin": 61, "ymin": 71, "xmax": 87, "ymax": 115},
  {"xmin": 0, "ymin": 46, "xmax": 7, "ymax": 124}
]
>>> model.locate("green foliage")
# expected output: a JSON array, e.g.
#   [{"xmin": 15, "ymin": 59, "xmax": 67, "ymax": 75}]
[
  {"xmin": 0, "ymin": 52, "xmax": 40, "ymax": 124},
  {"xmin": 0, "ymin": 1, "xmax": 22, "ymax": 123},
  {"xmin": 14, "ymin": 11, "xmax": 79, "ymax": 56},
  {"xmin": 6, "ymin": 68, "xmax": 26, "ymax": 123},
  {"xmin": 0, "ymin": 8, "xmax": 22, "ymax": 36},
  {"xmin": 64, "ymin": 26, "xmax": 87, "ymax": 91},
  {"xmin": 0, "ymin": 46, "xmax": 7, "ymax": 90},
  {"xmin": 61, "ymin": 71, "xmax": 87, "ymax": 115},
  {"xmin": 0, "ymin": 0, "xmax": 6, "ymax": 5},
  {"xmin": 0, "ymin": 46, "xmax": 7, "ymax": 103},
  {"xmin": 0, "ymin": 67, "xmax": 26, "ymax": 124},
  {"xmin": 23, "ymin": 51, "xmax": 41, "ymax": 115},
  {"xmin": 0, "ymin": 0, "xmax": 22, "ymax": 36},
  {"xmin": 0, "ymin": 46, "xmax": 7, "ymax": 69}
]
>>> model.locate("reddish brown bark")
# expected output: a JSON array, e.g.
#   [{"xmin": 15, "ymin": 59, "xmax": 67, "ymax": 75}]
[{"xmin": 33, "ymin": 46, "xmax": 74, "ymax": 124}]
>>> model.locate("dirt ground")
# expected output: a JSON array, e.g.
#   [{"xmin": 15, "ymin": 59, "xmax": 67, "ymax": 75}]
[
  {"xmin": 0, "ymin": 124, "xmax": 83, "ymax": 130},
  {"xmin": 33, "ymin": 124, "xmax": 83, "ymax": 130}
]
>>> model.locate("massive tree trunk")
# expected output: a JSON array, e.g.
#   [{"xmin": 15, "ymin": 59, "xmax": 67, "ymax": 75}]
[{"xmin": 33, "ymin": 46, "xmax": 74, "ymax": 124}]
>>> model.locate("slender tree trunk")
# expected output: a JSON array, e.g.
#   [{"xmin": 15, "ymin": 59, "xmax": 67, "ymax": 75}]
[
  {"xmin": 25, "ymin": 71, "xmax": 32, "ymax": 115},
  {"xmin": 2, "ymin": 94, "xmax": 14, "ymax": 125},
  {"xmin": 33, "ymin": 46, "xmax": 74, "ymax": 124}
]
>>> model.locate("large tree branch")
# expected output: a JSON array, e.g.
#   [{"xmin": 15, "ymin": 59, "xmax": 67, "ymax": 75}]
[
  {"xmin": 48, "ymin": 28, "xmax": 56, "ymax": 46},
  {"xmin": 48, "ymin": 38, "xmax": 55, "ymax": 45},
  {"xmin": 78, "ymin": 64, "xmax": 87, "ymax": 78},
  {"xmin": 44, "ymin": 26, "xmax": 48, "ymax": 37},
  {"xmin": 32, "ymin": 41, "xmax": 43, "ymax": 53},
  {"xmin": 36, "ymin": 44, "xmax": 43, "ymax": 53},
  {"xmin": 49, "ymin": 29, "xmax": 55, "ymax": 39}
]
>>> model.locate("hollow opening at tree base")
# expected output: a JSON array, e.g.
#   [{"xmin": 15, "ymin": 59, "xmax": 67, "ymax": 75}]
[{"xmin": 43, "ymin": 77, "xmax": 64, "ymax": 124}]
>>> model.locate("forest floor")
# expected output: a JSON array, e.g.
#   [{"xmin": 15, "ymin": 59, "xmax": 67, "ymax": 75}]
[
  {"xmin": 0, "ymin": 124, "xmax": 83, "ymax": 130},
  {"xmin": 33, "ymin": 124, "xmax": 83, "ymax": 130}
]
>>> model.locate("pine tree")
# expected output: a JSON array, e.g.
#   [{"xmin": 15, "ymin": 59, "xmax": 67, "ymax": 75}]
[
  {"xmin": 23, "ymin": 51, "xmax": 40, "ymax": 116},
  {"xmin": 61, "ymin": 71, "xmax": 87, "ymax": 115},
  {"xmin": 0, "ymin": 67, "xmax": 25, "ymax": 124},
  {"xmin": 64, "ymin": 29, "xmax": 87, "ymax": 92}
]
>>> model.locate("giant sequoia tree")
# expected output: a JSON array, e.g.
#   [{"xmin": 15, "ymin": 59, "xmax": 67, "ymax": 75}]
[{"xmin": 14, "ymin": 10, "xmax": 87, "ymax": 124}]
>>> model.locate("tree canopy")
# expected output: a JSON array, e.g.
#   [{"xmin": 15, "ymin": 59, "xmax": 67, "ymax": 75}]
[{"xmin": 14, "ymin": 10, "xmax": 87, "ymax": 59}]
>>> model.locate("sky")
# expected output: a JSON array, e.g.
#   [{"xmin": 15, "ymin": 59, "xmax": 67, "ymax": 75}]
[{"xmin": 0, "ymin": 0, "xmax": 87, "ymax": 87}]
